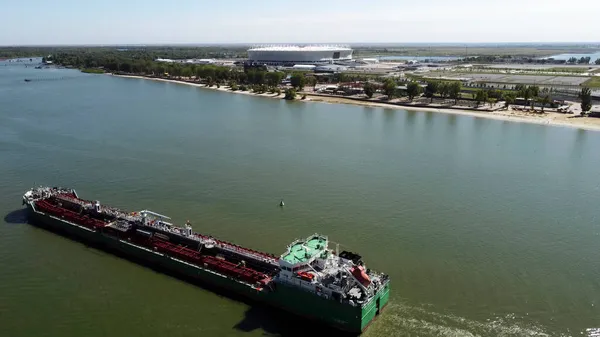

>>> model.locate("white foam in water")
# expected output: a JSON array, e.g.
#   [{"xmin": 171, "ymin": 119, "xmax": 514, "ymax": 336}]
[
  {"xmin": 363, "ymin": 303, "xmax": 568, "ymax": 337},
  {"xmin": 587, "ymin": 328, "xmax": 600, "ymax": 336}
]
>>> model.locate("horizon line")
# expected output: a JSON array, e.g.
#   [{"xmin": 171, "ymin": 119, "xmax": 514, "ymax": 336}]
[{"xmin": 2, "ymin": 41, "xmax": 600, "ymax": 48}]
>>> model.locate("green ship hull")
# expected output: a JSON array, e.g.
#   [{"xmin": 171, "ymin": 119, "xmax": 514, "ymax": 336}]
[{"xmin": 25, "ymin": 204, "xmax": 389, "ymax": 334}]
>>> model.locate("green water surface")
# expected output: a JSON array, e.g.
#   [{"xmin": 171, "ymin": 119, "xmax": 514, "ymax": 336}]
[{"xmin": 1, "ymin": 62, "xmax": 599, "ymax": 337}]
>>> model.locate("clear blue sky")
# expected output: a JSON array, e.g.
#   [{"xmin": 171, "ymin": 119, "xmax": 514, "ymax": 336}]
[{"xmin": 2, "ymin": 0, "xmax": 599, "ymax": 45}]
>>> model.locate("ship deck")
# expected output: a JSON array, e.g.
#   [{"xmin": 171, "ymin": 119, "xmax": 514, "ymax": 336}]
[{"xmin": 282, "ymin": 236, "xmax": 327, "ymax": 264}]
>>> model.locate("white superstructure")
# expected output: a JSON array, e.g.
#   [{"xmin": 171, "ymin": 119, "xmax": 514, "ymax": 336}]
[
  {"xmin": 247, "ymin": 45, "xmax": 353, "ymax": 65},
  {"xmin": 276, "ymin": 234, "xmax": 389, "ymax": 307}
]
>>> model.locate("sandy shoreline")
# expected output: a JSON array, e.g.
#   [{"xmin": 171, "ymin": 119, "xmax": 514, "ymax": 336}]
[{"xmin": 112, "ymin": 74, "xmax": 600, "ymax": 132}]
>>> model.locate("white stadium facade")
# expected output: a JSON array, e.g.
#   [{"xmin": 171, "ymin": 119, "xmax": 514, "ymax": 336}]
[{"xmin": 247, "ymin": 45, "xmax": 353, "ymax": 65}]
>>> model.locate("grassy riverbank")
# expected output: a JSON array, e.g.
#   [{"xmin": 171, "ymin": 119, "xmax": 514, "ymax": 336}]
[{"xmin": 81, "ymin": 68, "xmax": 104, "ymax": 74}]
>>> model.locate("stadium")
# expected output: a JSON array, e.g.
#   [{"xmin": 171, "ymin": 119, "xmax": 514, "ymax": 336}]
[{"xmin": 247, "ymin": 45, "xmax": 353, "ymax": 65}]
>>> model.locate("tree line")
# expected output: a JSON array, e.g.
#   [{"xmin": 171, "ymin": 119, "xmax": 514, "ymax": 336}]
[
  {"xmin": 360, "ymin": 79, "xmax": 592, "ymax": 112},
  {"xmin": 44, "ymin": 49, "xmax": 327, "ymax": 92},
  {"xmin": 567, "ymin": 56, "xmax": 593, "ymax": 64},
  {"xmin": 363, "ymin": 79, "xmax": 461, "ymax": 102},
  {"xmin": 1, "ymin": 46, "xmax": 248, "ymax": 60},
  {"xmin": 362, "ymin": 79, "xmax": 454, "ymax": 102}
]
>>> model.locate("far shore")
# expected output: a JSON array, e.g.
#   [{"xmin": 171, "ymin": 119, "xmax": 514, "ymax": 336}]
[{"xmin": 112, "ymin": 74, "xmax": 600, "ymax": 132}]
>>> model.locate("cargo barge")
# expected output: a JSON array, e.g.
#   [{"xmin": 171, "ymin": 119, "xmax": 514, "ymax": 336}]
[{"xmin": 22, "ymin": 186, "xmax": 390, "ymax": 333}]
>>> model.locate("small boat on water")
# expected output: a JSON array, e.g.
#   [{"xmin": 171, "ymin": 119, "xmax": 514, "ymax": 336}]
[{"xmin": 24, "ymin": 79, "xmax": 31, "ymax": 82}]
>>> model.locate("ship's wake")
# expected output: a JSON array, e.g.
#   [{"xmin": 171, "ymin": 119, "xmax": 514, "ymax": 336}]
[{"xmin": 362, "ymin": 303, "xmax": 566, "ymax": 337}]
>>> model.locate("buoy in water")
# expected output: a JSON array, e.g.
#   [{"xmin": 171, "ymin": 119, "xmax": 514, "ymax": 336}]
[{"xmin": 279, "ymin": 199, "xmax": 285, "ymax": 207}]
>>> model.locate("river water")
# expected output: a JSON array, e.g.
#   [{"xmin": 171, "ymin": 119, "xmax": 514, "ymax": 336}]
[{"xmin": 1, "ymin": 61, "xmax": 599, "ymax": 337}]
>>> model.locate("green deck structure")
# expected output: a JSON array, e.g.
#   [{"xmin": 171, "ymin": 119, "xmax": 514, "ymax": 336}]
[{"xmin": 281, "ymin": 235, "xmax": 327, "ymax": 264}]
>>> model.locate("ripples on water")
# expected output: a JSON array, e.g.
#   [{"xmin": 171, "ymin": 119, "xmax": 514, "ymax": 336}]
[{"xmin": 369, "ymin": 304, "xmax": 581, "ymax": 337}]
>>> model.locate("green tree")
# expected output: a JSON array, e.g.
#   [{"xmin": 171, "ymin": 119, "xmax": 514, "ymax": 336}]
[
  {"xmin": 284, "ymin": 88, "xmax": 297, "ymax": 100},
  {"xmin": 528, "ymin": 85, "xmax": 540, "ymax": 98},
  {"xmin": 252, "ymin": 84, "xmax": 266, "ymax": 93},
  {"xmin": 154, "ymin": 63, "xmax": 165, "ymax": 76},
  {"xmin": 246, "ymin": 69, "xmax": 266, "ymax": 85},
  {"xmin": 306, "ymin": 76, "xmax": 317, "ymax": 90},
  {"xmin": 195, "ymin": 67, "xmax": 204, "ymax": 80},
  {"xmin": 199, "ymin": 65, "xmax": 210, "ymax": 77},
  {"xmin": 438, "ymin": 82, "xmax": 450, "ymax": 99},
  {"xmin": 236, "ymin": 71, "xmax": 248, "ymax": 84},
  {"xmin": 265, "ymin": 71, "xmax": 284, "ymax": 87},
  {"xmin": 424, "ymin": 81, "xmax": 439, "ymax": 102},
  {"xmin": 215, "ymin": 67, "xmax": 230, "ymax": 82},
  {"xmin": 521, "ymin": 87, "xmax": 531, "ymax": 108},
  {"xmin": 290, "ymin": 72, "xmax": 306, "ymax": 90},
  {"xmin": 475, "ymin": 90, "xmax": 488, "ymax": 107},
  {"xmin": 504, "ymin": 92, "xmax": 516, "ymax": 109},
  {"xmin": 406, "ymin": 81, "xmax": 422, "ymax": 101},
  {"xmin": 596, "ymin": 58, "xmax": 600, "ymax": 65},
  {"xmin": 514, "ymin": 84, "xmax": 525, "ymax": 92},
  {"xmin": 579, "ymin": 87, "xmax": 592, "ymax": 115},
  {"xmin": 487, "ymin": 89, "xmax": 503, "ymax": 100},
  {"xmin": 539, "ymin": 95, "xmax": 550, "ymax": 112},
  {"xmin": 180, "ymin": 67, "xmax": 192, "ymax": 78},
  {"xmin": 448, "ymin": 81, "xmax": 462, "ymax": 104},
  {"xmin": 383, "ymin": 78, "xmax": 397, "ymax": 99},
  {"xmin": 363, "ymin": 82, "xmax": 375, "ymax": 98}
]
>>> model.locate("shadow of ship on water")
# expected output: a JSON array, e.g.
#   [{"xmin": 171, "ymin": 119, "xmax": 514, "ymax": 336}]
[
  {"xmin": 5, "ymin": 208, "xmax": 360, "ymax": 337},
  {"xmin": 4, "ymin": 208, "xmax": 28, "ymax": 224},
  {"xmin": 235, "ymin": 305, "xmax": 358, "ymax": 337}
]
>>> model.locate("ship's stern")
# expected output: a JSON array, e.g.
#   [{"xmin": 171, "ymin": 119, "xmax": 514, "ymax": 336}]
[{"xmin": 360, "ymin": 281, "xmax": 390, "ymax": 332}]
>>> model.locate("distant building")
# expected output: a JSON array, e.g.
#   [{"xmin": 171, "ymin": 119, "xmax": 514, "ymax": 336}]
[
  {"xmin": 247, "ymin": 45, "xmax": 353, "ymax": 65},
  {"xmin": 292, "ymin": 64, "xmax": 316, "ymax": 71},
  {"xmin": 156, "ymin": 58, "xmax": 216, "ymax": 65},
  {"xmin": 360, "ymin": 58, "xmax": 379, "ymax": 64},
  {"xmin": 195, "ymin": 59, "xmax": 216, "ymax": 64},
  {"xmin": 314, "ymin": 65, "xmax": 347, "ymax": 73}
]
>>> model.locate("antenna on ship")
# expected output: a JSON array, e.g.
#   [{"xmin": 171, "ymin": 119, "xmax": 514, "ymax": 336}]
[{"xmin": 185, "ymin": 220, "xmax": 192, "ymax": 236}]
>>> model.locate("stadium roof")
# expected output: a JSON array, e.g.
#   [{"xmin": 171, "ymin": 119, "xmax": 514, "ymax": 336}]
[{"xmin": 248, "ymin": 45, "xmax": 351, "ymax": 52}]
